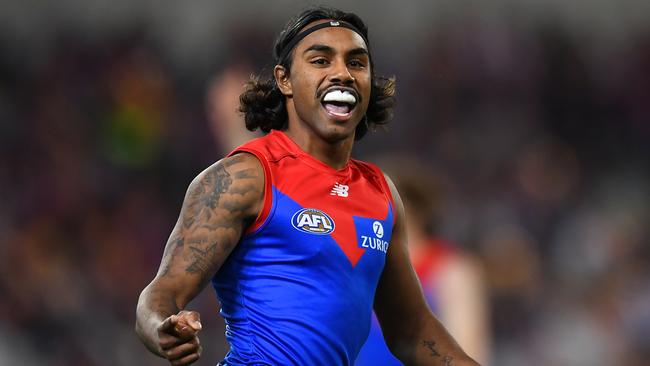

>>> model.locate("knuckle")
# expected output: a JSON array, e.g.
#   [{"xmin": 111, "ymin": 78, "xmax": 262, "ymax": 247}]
[{"xmin": 159, "ymin": 337, "xmax": 177, "ymax": 349}]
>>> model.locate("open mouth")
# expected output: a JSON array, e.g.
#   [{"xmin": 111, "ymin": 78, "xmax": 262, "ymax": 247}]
[{"xmin": 321, "ymin": 88, "xmax": 358, "ymax": 119}]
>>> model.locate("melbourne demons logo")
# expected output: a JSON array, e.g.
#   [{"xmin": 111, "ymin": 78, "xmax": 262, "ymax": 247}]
[{"xmin": 291, "ymin": 208, "xmax": 335, "ymax": 235}]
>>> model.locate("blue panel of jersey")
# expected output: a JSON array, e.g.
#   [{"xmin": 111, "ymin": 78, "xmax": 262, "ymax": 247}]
[{"xmin": 212, "ymin": 187, "xmax": 394, "ymax": 365}]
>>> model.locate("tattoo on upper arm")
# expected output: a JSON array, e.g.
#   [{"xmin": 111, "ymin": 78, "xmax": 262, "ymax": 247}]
[
  {"xmin": 183, "ymin": 161, "xmax": 234, "ymax": 228},
  {"xmin": 159, "ymin": 233, "xmax": 185, "ymax": 276},
  {"xmin": 185, "ymin": 243, "xmax": 219, "ymax": 274},
  {"xmin": 160, "ymin": 154, "xmax": 262, "ymax": 281},
  {"xmin": 233, "ymin": 168, "xmax": 258, "ymax": 179},
  {"xmin": 421, "ymin": 340, "xmax": 454, "ymax": 365}
]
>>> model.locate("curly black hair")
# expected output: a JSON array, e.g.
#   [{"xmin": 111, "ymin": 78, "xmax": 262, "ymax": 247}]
[{"xmin": 239, "ymin": 6, "xmax": 396, "ymax": 141}]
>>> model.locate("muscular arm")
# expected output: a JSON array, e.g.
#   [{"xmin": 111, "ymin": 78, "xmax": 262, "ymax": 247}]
[
  {"xmin": 135, "ymin": 153, "xmax": 264, "ymax": 358},
  {"xmin": 374, "ymin": 174, "xmax": 480, "ymax": 366}
]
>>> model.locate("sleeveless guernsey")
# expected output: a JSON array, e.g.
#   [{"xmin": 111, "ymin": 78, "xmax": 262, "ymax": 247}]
[{"xmin": 211, "ymin": 130, "xmax": 395, "ymax": 365}]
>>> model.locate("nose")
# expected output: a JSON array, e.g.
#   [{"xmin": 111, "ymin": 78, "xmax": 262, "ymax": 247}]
[{"xmin": 329, "ymin": 60, "xmax": 354, "ymax": 85}]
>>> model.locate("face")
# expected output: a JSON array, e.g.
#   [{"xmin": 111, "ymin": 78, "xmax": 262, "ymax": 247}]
[{"xmin": 275, "ymin": 21, "xmax": 372, "ymax": 142}]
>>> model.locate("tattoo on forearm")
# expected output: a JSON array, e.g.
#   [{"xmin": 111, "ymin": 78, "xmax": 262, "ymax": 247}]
[
  {"xmin": 421, "ymin": 340, "xmax": 454, "ymax": 365},
  {"xmin": 422, "ymin": 340, "xmax": 441, "ymax": 357}
]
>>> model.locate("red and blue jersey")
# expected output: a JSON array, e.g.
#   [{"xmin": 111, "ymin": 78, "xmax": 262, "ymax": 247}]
[{"xmin": 211, "ymin": 130, "xmax": 395, "ymax": 366}]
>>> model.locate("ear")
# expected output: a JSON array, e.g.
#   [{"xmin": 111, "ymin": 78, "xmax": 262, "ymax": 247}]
[{"xmin": 274, "ymin": 65, "xmax": 293, "ymax": 97}]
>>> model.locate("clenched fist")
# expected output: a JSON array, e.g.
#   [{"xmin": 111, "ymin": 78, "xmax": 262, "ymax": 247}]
[{"xmin": 158, "ymin": 310, "xmax": 203, "ymax": 366}]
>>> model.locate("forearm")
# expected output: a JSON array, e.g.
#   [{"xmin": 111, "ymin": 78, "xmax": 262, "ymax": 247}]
[
  {"xmin": 390, "ymin": 315, "xmax": 480, "ymax": 366},
  {"xmin": 135, "ymin": 282, "xmax": 181, "ymax": 357}
]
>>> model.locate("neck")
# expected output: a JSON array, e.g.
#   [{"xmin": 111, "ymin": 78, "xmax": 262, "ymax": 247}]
[
  {"xmin": 284, "ymin": 105, "xmax": 356, "ymax": 170},
  {"xmin": 284, "ymin": 126, "xmax": 354, "ymax": 170}
]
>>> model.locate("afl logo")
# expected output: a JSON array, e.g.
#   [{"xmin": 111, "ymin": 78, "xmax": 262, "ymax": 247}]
[{"xmin": 291, "ymin": 208, "xmax": 335, "ymax": 235}]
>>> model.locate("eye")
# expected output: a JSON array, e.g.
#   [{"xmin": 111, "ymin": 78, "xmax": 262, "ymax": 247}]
[
  {"xmin": 311, "ymin": 58, "xmax": 329, "ymax": 65},
  {"xmin": 349, "ymin": 60, "xmax": 366, "ymax": 68}
]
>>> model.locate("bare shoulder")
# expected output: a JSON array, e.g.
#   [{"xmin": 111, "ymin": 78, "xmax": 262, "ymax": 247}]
[
  {"xmin": 382, "ymin": 172, "xmax": 405, "ymax": 216},
  {"xmin": 191, "ymin": 153, "xmax": 264, "ymax": 197},
  {"xmin": 382, "ymin": 172, "xmax": 396, "ymax": 192},
  {"xmin": 183, "ymin": 152, "xmax": 265, "ymax": 226}
]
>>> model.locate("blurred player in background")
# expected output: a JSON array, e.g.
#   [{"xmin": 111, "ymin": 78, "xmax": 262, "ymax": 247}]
[
  {"xmin": 206, "ymin": 60, "xmax": 261, "ymax": 155},
  {"xmin": 136, "ymin": 6, "xmax": 478, "ymax": 366},
  {"xmin": 355, "ymin": 159, "xmax": 490, "ymax": 365}
]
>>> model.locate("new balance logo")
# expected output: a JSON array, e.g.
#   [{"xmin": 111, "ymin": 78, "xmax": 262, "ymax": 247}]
[{"xmin": 330, "ymin": 183, "xmax": 349, "ymax": 197}]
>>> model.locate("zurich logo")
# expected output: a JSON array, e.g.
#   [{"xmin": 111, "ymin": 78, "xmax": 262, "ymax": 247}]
[
  {"xmin": 292, "ymin": 208, "xmax": 335, "ymax": 235},
  {"xmin": 372, "ymin": 221, "xmax": 384, "ymax": 238}
]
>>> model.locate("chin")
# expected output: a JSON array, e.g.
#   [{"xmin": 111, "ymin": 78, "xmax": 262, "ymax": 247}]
[
  {"xmin": 317, "ymin": 111, "xmax": 363, "ymax": 139},
  {"xmin": 318, "ymin": 123, "xmax": 358, "ymax": 143}
]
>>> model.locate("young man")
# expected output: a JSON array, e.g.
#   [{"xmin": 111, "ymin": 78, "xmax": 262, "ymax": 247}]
[{"xmin": 136, "ymin": 6, "xmax": 479, "ymax": 366}]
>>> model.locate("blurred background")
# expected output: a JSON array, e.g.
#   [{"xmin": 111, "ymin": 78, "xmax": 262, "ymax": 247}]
[{"xmin": 1, "ymin": 0, "xmax": 649, "ymax": 365}]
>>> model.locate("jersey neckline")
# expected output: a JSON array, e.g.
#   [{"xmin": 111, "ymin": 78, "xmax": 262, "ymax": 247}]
[{"xmin": 271, "ymin": 129, "xmax": 352, "ymax": 178}]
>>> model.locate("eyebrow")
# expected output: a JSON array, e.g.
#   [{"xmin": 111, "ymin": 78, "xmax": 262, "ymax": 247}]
[
  {"xmin": 303, "ymin": 44, "xmax": 334, "ymax": 54},
  {"xmin": 348, "ymin": 47, "xmax": 369, "ymax": 57},
  {"xmin": 303, "ymin": 44, "xmax": 369, "ymax": 57}
]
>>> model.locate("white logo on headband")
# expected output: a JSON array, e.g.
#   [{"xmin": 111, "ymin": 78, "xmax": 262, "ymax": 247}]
[{"xmin": 330, "ymin": 21, "xmax": 340, "ymax": 26}]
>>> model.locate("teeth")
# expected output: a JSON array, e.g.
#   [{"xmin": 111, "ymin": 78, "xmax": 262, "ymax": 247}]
[{"xmin": 323, "ymin": 90, "xmax": 356, "ymax": 105}]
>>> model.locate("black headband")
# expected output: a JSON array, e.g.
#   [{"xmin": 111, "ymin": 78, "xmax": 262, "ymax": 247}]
[{"xmin": 277, "ymin": 20, "xmax": 369, "ymax": 63}]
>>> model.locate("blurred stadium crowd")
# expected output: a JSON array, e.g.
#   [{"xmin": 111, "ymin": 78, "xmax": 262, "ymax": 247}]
[{"xmin": 1, "ymin": 2, "xmax": 649, "ymax": 366}]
